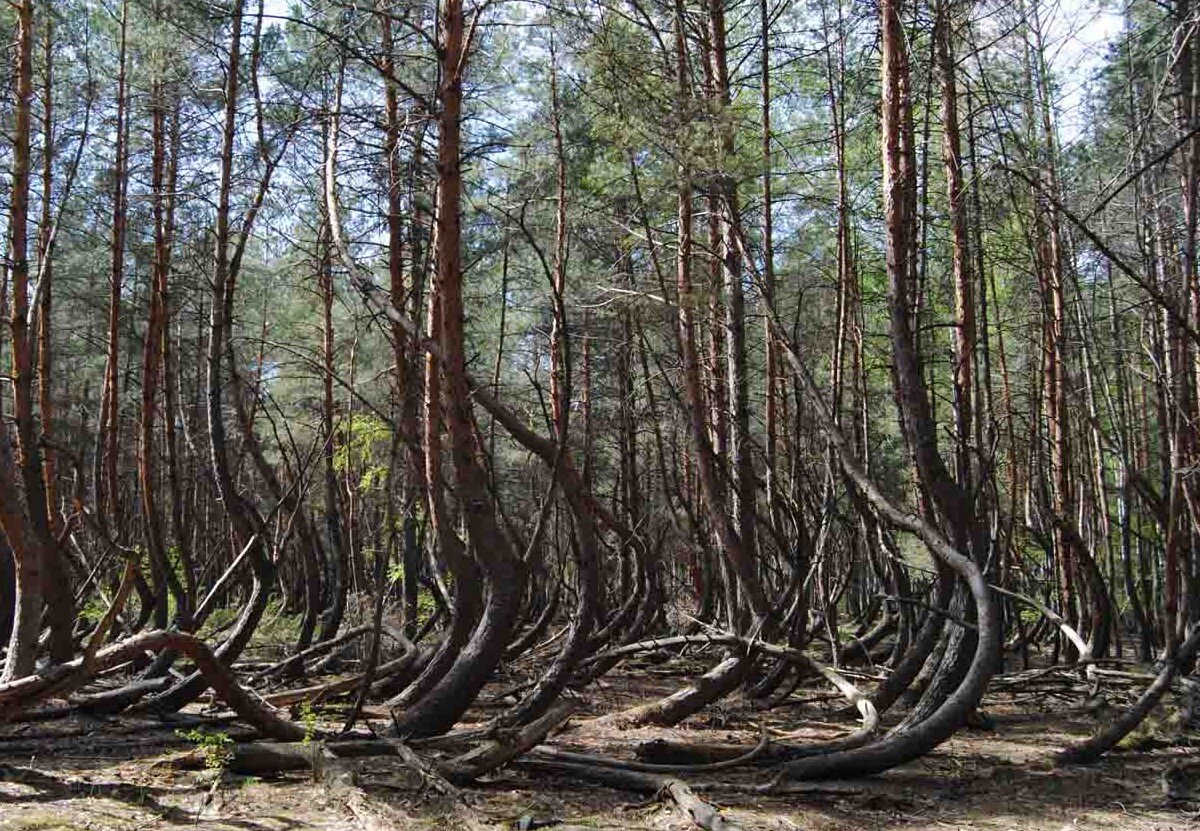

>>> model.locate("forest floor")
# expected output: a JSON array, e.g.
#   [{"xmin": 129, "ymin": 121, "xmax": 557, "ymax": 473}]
[{"xmin": 0, "ymin": 656, "xmax": 1194, "ymax": 831}]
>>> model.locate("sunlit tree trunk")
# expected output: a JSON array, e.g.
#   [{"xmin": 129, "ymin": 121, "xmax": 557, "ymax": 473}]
[
  {"xmin": 389, "ymin": 0, "xmax": 522, "ymax": 736},
  {"xmin": 98, "ymin": 0, "xmax": 130, "ymax": 524}
]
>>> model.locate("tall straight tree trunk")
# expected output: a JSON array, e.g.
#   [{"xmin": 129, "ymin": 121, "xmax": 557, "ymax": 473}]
[
  {"xmin": 1174, "ymin": 0, "xmax": 1200, "ymax": 645},
  {"xmin": 318, "ymin": 138, "xmax": 348, "ymax": 642},
  {"xmin": 936, "ymin": 0, "xmax": 975, "ymax": 485},
  {"xmin": 99, "ymin": 0, "xmax": 130, "ymax": 523},
  {"xmin": 1113, "ymin": 29, "xmax": 1154, "ymax": 653},
  {"xmin": 821, "ymin": 0, "xmax": 867, "ymax": 468},
  {"xmin": 207, "ymin": 0, "xmax": 256, "ymax": 551},
  {"xmin": 378, "ymin": 0, "xmax": 421, "ymax": 640},
  {"xmin": 1026, "ymin": 0, "xmax": 1083, "ymax": 650},
  {"xmin": 161, "ymin": 100, "xmax": 192, "ymax": 622},
  {"xmin": 36, "ymin": 8, "xmax": 58, "ymax": 538},
  {"xmin": 25, "ymin": 7, "xmax": 79, "ymax": 664},
  {"xmin": 761, "ymin": 0, "xmax": 779, "ymax": 517},
  {"xmin": 2, "ymin": 0, "xmax": 45, "ymax": 681},
  {"xmin": 140, "ymin": 24, "xmax": 183, "ymax": 630},
  {"xmin": 707, "ymin": 0, "xmax": 765, "ymax": 625},
  {"xmin": 548, "ymin": 46, "xmax": 569, "ymax": 439}
]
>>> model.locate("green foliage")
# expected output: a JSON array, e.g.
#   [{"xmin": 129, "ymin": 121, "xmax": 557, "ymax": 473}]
[
  {"xmin": 386, "ymin": 561, "xmax": 406, "ymax": 585},
  {"xmin": 79, "ymin": 597, "xmax": 108, "ymax": 626},
  {"xmin": 298, "ymin": 702, "xmax": 321, "ymax": 744},
  {"xmin": 384, "ymin": 564, "xmax": 440, "ymax": 624},
  {"xmin": 334, "ymin": 413, "xmax": 391, "ymax": 492},
  {"xmin": 250, "ymin": 600, "xmax": 306, "ymax": 648},
  {"xmin": 177, "ymin": 728, "xmax": 234, "ymax": 771}
]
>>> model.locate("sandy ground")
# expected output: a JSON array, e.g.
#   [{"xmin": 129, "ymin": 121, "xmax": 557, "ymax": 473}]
[{"xmin": 0, "ymin": 662, "xmax": 1195, "ymax": 831}]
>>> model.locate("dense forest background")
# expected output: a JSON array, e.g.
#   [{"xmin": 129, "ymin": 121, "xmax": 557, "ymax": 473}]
[{"xmin": 2, "ymin": 0, "xmax": 1200, "ymax": 822}]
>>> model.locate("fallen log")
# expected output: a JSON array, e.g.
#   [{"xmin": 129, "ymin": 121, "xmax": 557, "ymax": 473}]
[
  {"xmin": 442, "ymin": 698, "xmax": 576, "ymax": 782},
  {"xmin": 635, "ymin": 737, "xmax": 784, "ymax": 766},
  {"xmin": 665, "ymin": 778, "xmax": 744, "ymax": 831},
  {"xmin": 512, "ymin": 759, "xmax": 742, "ymax": 831},
  {"xmin": 535, "ymin": 728, "xmax": 770, "ymax": 774}
]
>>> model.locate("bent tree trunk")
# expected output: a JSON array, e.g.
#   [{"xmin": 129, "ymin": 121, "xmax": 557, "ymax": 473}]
[
  {"xmin": 767, "ymin": 0, "xmax": 998, "ymax": 777},
  {"xmin": 325, "ymin": 0, "xmax": 521, "ymax": 738}
]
